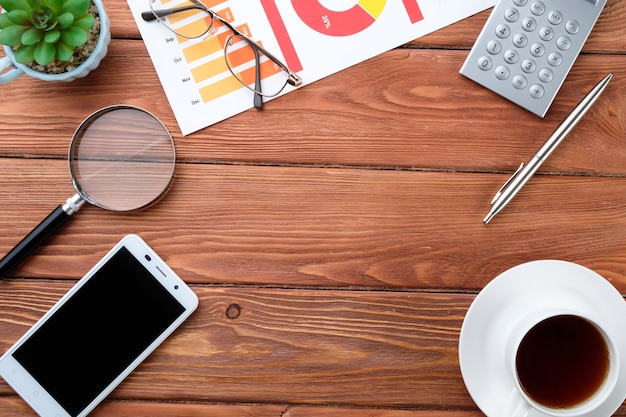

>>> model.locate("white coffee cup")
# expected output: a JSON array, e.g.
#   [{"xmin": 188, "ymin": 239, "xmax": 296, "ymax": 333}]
[{"xmin": 502, "ymin": 308, "xmax": 619, "ymax": 417}]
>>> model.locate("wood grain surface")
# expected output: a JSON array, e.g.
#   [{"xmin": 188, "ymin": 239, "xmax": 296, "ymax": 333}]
[{"xmin": 0, "ymin": 0, "xmax": 625, "ymax": 416}]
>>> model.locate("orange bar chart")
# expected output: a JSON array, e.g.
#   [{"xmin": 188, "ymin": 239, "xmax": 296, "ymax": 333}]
[
  {"xmin": 190, "ymin": 54, "xmax": 228, "ymax": 83},
  {"xmin": 156, "ymin": 0, "xmax": 289, "ymax": 104},
  {"xmin": 199, "ymin": 59, "xmax": 282, "ymax": 103},
  {"xmin": 172, "ymin": 6, "xmax": 234, "ymax": 42},
  {"xmin": 166, "ymin": 4, "xmax": 284, "ymax": 104},
  {"xmin": 238, "ymin": 59, "xmax": 282, "ymax": 86},
  {"xmin": 198, "ymin": 76, "xmax": 242, "ymax": 103},
  {"xmin": 182, "ymin": 25, "xmax": 236, "ymax": 64}
]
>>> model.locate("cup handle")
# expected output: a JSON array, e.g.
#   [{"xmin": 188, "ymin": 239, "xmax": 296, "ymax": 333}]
[
  {"xmin": 503, "ymin": 389, "xmax": 533, "ymax": 417},
  {"xmin": 0, "ymin": 57, "xmax": 24, "ymax": 84}
]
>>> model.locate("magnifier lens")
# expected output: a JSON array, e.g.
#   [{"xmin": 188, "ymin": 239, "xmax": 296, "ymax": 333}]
[
  {"xmin": 0, "ymin": 105, "xmax": 175, "ymax": 278},
  {"xmin": 69, "ymin": 107, "xmax": 175, "ymax": 211}
]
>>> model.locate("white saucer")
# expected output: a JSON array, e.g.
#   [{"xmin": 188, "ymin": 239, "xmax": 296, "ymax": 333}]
[{"xmin": 459, "ymin": 260, "xmax": 626, "ymax": 417}]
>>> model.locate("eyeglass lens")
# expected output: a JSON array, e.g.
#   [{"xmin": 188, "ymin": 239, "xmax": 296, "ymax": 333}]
[
  {"xmin": 149, "ymin": 1, "xmax": 214, "ymax": 38},
  {"xmin": 224, "ymin": 34, "xmax": 291, "ymax": 97},
  {"xmin": 147, "ymin": 1, "xmax": 292, "ymax": 97}
]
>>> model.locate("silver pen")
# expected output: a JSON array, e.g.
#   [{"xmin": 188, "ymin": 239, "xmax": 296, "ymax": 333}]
[{"xmin": 483, "ymin": 73, "xmax": 614, "ymax": 224}]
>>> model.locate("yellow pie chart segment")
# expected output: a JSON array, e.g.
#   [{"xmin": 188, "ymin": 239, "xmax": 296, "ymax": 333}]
[{"xmin": 359, "ymin": 0, "xmax": 385, "ymax": 19}]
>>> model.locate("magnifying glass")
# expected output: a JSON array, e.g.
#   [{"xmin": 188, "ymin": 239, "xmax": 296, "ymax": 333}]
[{"xmin": 0, "ymin": 105, "xmax": 175, "ymax": 278}]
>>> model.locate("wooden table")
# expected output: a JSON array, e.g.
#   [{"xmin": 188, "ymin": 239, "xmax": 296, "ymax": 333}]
[{"xmin": 1, "ymin": 1, "xmax": 625, "ymax": 416}]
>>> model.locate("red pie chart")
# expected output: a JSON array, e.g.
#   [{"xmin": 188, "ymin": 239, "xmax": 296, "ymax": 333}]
[{"xmin": 292, "ymin": 0, "xmax": 386, "ymax": 37}]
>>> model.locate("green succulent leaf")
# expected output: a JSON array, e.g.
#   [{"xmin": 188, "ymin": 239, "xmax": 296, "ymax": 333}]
[
  {"xmin": 43, "ymin": 27, "xmax": 58, "ymax": 42},
  {"xmin": 13, "ymin": 42, "xmax": 34, "ymax": 62},
  {"xmin": 0, "ymin": 0, "xmax": 32, "ymax": 13},
  {"xmin": 46, "ymin": 0, "xmax": 62, "ymax": 15},
  {"xmin": 59, "ymin": 25, "xmax": 85, "ymax": 46},
  {"xmin": 61, "ymin": 0, "xmax": 89, "ymax": 18},
  {"xmin": 55, "ymin": 40, "xmax": 72, "ymax": 60},
  {"xmin": 7, "ymin": 9, "xmax": 31, "ymax": 25},
  {"xmin": 56, "ymin": 11, "xmax": 73, "ymax": 28},
  {"xmin": 73, "ymin": 12, "xmax": 93, "ymax": 31},
  {"xmin": 0, "ymin": 24, "xmax": 27, "ymax": 45},
  {"xmin": 26, "ymin": 0, "xmax": 43, "ymax": 9},
  {"xmin": 20, "ymin": 25, "xmax": 42, "ymax": 44},
  {"xmin": 34, "ymin": 37, "xmax": 54, "ymax": 64},
  {"xmin": 0, "ymin": 0, "xmax": 96, "ymax": 64},
  {"xmin": 0, "ymin": 13, "xmax": 13, "ymax": 28},
  {"xmin": 58, "ymin": 12, "xmax": 76, "ymax": 26}
]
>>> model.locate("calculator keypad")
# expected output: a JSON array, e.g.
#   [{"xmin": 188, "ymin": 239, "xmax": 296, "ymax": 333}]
[
  {"xmin": 460, "ymin": 0, "xmax": 606, "ymax": 117},
  {"xmin": 486, "ymin": 4, "xmax": 567, "ymax": 101}
]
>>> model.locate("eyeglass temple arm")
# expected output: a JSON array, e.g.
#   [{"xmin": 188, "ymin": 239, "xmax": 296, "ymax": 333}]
[
  {"xmin": 252, "ymin": 47, "xmax": 263, "ymax": 110},
  {"xmin": 141, "ymin": 4, "xmax": 206, "ymax": 21}
]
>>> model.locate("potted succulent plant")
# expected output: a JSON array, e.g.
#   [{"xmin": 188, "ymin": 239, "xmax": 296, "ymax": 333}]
[{"xmin": 0, "ymin": 0, "xmax": 110, "ymax": 83}]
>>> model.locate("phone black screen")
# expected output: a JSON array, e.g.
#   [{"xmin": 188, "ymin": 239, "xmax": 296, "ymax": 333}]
[{"xmin": 12, "ymin": 247, "xmax": 186, "ymax": 416}]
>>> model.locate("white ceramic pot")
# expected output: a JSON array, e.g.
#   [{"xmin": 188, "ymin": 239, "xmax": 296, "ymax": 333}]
[{"xmin": 0, "ymin": 0, "xmax": 110, "ymax": 83}]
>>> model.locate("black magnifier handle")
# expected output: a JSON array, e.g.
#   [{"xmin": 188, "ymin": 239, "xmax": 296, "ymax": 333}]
[{"xmin": 0, "ymin": 194, "xmax": 84, "ymax": 278}]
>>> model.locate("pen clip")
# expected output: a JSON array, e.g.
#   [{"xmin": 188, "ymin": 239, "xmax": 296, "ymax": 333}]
[{"xmin": 491, "ymin": 162, "xmax": 525, "ymax": 204}]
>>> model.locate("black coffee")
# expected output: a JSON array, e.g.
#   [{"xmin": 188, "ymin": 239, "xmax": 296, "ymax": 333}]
[{"xmin": 516, "ymin": 315, "xmax": 610, "ymax": 409}]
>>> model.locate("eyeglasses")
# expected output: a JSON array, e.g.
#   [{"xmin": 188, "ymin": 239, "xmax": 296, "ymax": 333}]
[{"xmin": 142, "ymin": 0, "xmax": 302, "ymax": 109}]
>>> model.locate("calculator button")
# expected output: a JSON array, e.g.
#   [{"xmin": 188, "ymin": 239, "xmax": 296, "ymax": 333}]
[
  {"xmin": 487, "ymin": 40, "xmax": 502, "ymax": 55},
  {"xmin": 529, "ymin": 84, "xmax": 545, "ymax": 99},
  {"xmin": 495, "ymin": 66, "xmax": 510, "ymax": 80},
  {"xmin": 565, "ymin": 20, "xmax": 580, "ymax": 35},
  {"xmin": 522, "ymin": 17, "xmax": 537, "ymax": 32},
  {"xmin": 458, "ymin": 0, "xmax": 608, "ymax": 118},
  {"xmin": 530, "ymin": 43, "xmax": 545, "ymax": 57},
  {"xmin": 556, "ymin": 36, "xmax": 572, "ymax": 50},
  {"xmin": 504, "ymin": 49, "xmax": 519, "ymax": 64},
  {"xmin": 513, "ymin": 33, "xmax": 528, "ymax": 48},
  {"xmin": 548, "ymin": 52, "xmax": 563, "ymax": 67},
  {"xmin": 538, "ymin": 68, "xmax": 554, "ymax": 83},
  {"xmin": 505, "ymin": 8, "xmax": 520, "ymax": 22},
  {"xmin": 521, "ymin": 58, "xmax": 537, "ymax": 74},
  {"xmin": 539, "ymin": 27, "xmax": 554, "ymax": 41},
  {"xmin": 548, "ymin": 10, "xmax": 563, "ymax": 25},
  {"xmin": 512, "ymin": 75, "xmax": 528, "ymax": 89},
  {"xmin": 477, "ymin": 56, "xmax": 493, "ymax": 71},
  {"xmin": 530, "ymin": 1, "xmax": 546, "ymax": 16},
  {"xmin": 496, "ymin": 24, "xmax": 511, "ymax": 38}
]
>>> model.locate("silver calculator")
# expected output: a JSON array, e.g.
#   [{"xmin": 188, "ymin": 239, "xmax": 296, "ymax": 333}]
[{"xmin": 460, "ymin": 0, "xmax": 607, "ymax": 117}]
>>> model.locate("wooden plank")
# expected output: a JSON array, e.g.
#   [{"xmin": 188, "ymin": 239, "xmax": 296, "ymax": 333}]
[
  {"xmin": 1, "ymin": 160, "xmax": 626, "ymax": 292},
  {"xmin": 282, "ymin": 409, "xmax": 484, "ymax": 417},
  {"xmin": 0, "ymin": 284, "xmax": 624, "ymax": 415},
  {"xmin": 0, "ymin": 397, "xmax": 486, "ymax": 417},
  {"xmin": 414, "ymin": 4, "xmax": 626, "ymax": 52},
  {"xmin": 0, "ymin": 44, "xmax": 624, "ymax": 175},
  {"xmin": 0, "ymin": 283, "xmax": 472, "ymax": 407},
  {"xmin": 0, "ymin": 396, "xmax": 621, "ymax": 417}
]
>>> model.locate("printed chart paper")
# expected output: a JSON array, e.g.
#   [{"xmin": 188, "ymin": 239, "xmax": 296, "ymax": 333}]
[{"xmin": 128, "ymin": 0, "xmax": 495, "ymax": 135}]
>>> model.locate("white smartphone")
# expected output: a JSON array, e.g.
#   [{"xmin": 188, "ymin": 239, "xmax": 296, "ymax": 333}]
[{"xmin": 0, "ymin": 234, "xmax": 198, "ymax": 417}]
